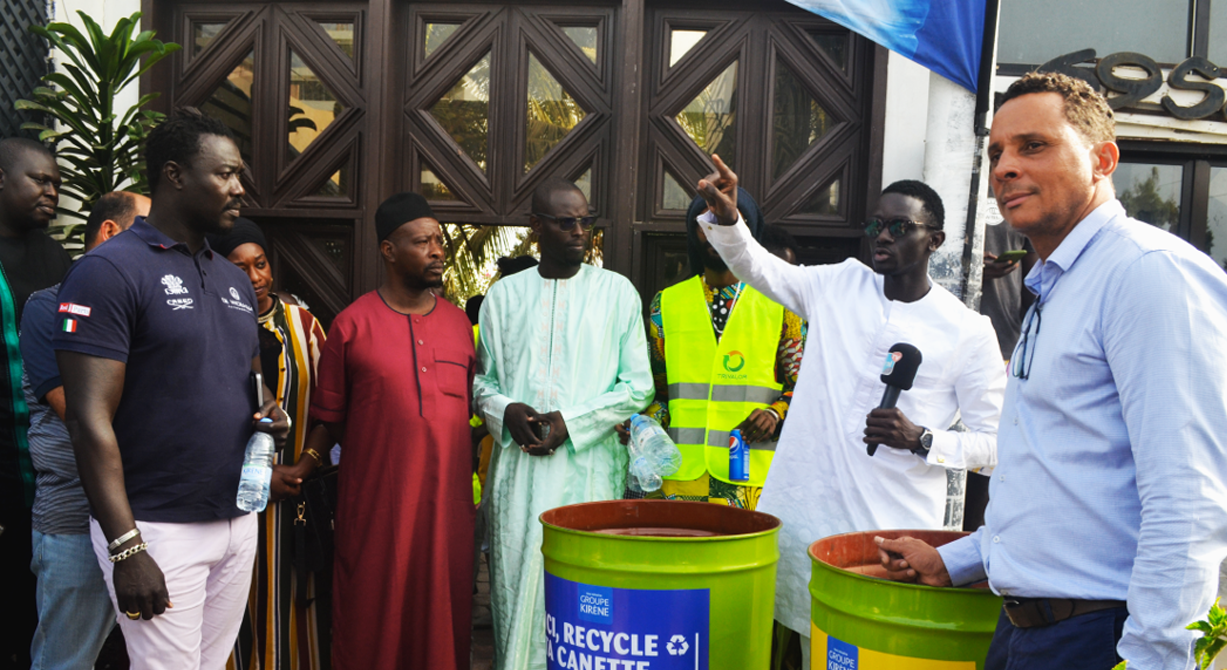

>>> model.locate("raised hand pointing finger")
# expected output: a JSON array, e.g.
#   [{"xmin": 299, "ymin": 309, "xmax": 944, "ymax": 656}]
[{"xmin": 696, "ymin": 154, "xmax": 740, "ymax": 226}]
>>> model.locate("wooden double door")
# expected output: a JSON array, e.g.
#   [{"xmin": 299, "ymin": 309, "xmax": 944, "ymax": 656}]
[{"xmin": 146, "ymin": 0, "xmax": 883, "ymax": 325}]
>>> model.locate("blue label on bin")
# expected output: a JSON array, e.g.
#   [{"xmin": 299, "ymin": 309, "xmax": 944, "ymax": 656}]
[
  {"xmin": 545, "ymin": 571, "xmax": 709, "ymax": 670},
  {"xmin": 578, "ymin": 585, "xmax": 613, "ymax": 625},
  {"xmin": 827, "ymin": 636, "xmax": 858, "ymax": 669}
]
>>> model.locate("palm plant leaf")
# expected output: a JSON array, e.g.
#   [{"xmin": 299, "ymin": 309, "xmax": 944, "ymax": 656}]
[
  {"xmin": 19, "ymin": 11, "xmax": 178, "ymax": 255},
  {"xmin": 440, "ymin": 223, "xmax": 534, "ymax": 306}
]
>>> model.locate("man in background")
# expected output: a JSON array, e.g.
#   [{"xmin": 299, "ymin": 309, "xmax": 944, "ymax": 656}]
[
  {"xmin": 0, "ymin": 138, "xmax": 71, "ymax": 318},
  {"xmin": 22, "ymin": 191, "xmax": 149, "ymax": 670},
  {"xmin": 761, "ymin": 224, "xmax": 801, "ymax": 265},
  {"xmin": 0, "ymin": 136, "xmax": 71, "ymax": 669}
]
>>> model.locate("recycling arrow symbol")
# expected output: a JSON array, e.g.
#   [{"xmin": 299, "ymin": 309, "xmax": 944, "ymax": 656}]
[{"xmin": 666, "ymin": 635, "xmax": 689, "ymax": 656}]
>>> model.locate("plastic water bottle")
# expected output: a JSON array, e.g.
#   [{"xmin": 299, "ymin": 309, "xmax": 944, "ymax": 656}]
[
  {"xmin": 627, "ymin": 454, "xmax": 663, "ymax": 493},
  {"xmin": 629, "ymin": 414, "xmax": 682, "ymax": 477},
  {"xmin": 236, "ymin": 418, "xmax": 275, "ymax": 512}
]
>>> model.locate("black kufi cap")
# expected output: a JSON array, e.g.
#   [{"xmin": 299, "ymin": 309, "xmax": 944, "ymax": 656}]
[
  {"xmin": 376, "ymin": 192, "xmax": 437, "ymax": 242},
  {"xmin": 207, "ymin": 217, "xmax": 267, "ymax": 258}
]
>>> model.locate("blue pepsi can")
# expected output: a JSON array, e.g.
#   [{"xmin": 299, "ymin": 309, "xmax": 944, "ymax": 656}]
[{"xmin": 729, "ymin": 429, "xmax": 749, "ymax": 482}]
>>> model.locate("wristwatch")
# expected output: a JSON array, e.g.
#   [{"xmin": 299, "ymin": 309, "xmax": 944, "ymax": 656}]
[{"xmin": 913, "ymin": 427, "xmax": 934, "ymax": 459}]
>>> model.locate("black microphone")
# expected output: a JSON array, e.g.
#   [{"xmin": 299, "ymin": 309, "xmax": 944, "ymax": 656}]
[{"xmin": 867, "ymin": 343, "xmax": 922, "ymax": 456}]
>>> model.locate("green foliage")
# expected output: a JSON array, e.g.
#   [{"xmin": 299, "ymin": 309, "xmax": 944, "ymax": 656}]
[
  {"xmin": 1189, "ymin": 598, "xmax": 1227, "ymax": 669},
  {"xmin": 771, "ymin": 63, "xmax": 831, "ymax": 180},
  {"xmin": 438, "ymin": 224, "xmax": 604, "ymax": 308},
  {"xmin": 525, "ymin": 54, "xmax": 586, "ymax": 172},
  {"xmin": 440, "ymin": 223, "xmax": 534, "ymax": 307},
  {"xmin": 17, "ymin": 11, "xmax": 180, "ymax": 252},
  {"xmin": 1117, "ymin": 599, "xmax": 1227, "ymax": 670},
  {"xmin": 1119, "ymin": 166, "xmax": 1179, "ymax": 232},
  {"xmin": 429, "ymin": 54, "xmax": 490, "ymax": 172}
]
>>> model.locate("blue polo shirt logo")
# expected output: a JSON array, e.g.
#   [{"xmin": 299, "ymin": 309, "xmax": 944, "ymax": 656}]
[
  {"xmin": 161, "ymin": 275, "xmax": 188, "ymax": 295},
  {"xmin": 222, "ymin": 286, "xmax": 253, "ymax": 314}
]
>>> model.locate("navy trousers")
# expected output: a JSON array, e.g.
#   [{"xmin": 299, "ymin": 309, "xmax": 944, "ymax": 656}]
[{"xmin": 985, "ymin": 606, "xmax": 1128, "ymax": 670}]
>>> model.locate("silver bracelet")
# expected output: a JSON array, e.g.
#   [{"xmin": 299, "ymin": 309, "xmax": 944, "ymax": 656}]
[
  {"xmin": 107, "ymin": 528, "xmax": 141, "ymax": 552},
  {"xmin": 109, "ymin": 542, "xmax": 148, "ymax": 563}
]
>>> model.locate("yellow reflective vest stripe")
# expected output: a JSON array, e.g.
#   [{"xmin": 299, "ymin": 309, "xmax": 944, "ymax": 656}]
[{"xmin": 660, "ymin": 275, "xmax": 783, "ymax": 486}]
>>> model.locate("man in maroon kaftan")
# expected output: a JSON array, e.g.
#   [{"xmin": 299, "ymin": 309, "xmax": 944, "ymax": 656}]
[{"xmin": 310, "ymin": 192, "xmax": 476, "ymax": 669}]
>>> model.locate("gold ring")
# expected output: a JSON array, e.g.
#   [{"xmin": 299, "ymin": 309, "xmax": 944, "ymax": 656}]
[{"xmin": 125, "ymin": 611, "xmax": 141, "ymax": 620}]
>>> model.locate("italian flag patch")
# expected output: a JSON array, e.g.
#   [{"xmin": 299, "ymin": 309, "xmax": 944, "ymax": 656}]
[{"xmin": 62, "ymin": 318, "xmax": 77, "ymax": 333}]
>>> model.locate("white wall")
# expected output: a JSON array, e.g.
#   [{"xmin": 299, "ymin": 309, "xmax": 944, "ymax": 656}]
[
  {"xmin": 50, "ymin": 0, "xmax": 143, "ymax": 115},
  {"xmin": 880, "ymin": 52, "xmax": 984, "ymax": 302},
  {"xmin": 880, "ymin": 53, "xmax": 930, "ymax": 188},
  {"xmin": 47, "ymin": 0, "xmax": 143, "ymax": 213},
  {"xmin": 921, "ymin": 73, "xmax": 978, "ymax": 299}
]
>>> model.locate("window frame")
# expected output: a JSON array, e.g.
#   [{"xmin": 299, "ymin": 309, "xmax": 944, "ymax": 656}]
[
  {"xmin": 996, "ymin": 0, "xmax": 1203, "ymax": 73},
  {"xmin": 1117, "ymin": 140, "xmax": 1227, "ymax": 257}
]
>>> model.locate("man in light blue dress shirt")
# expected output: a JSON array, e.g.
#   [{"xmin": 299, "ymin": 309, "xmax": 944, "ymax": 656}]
[{"xmin": 875, "ymin": 72, "xmax": 1227, "ymax": 669}]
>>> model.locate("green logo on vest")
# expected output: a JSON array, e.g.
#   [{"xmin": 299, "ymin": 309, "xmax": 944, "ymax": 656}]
[{"xmin": 723, "ymin": 350, "xmax": 746, "ymax": 372}]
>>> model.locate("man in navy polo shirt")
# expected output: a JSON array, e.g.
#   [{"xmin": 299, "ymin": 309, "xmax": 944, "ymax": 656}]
[{"xmin": 53, "ymin": 110, "xmax": 289, "ymax": 670}]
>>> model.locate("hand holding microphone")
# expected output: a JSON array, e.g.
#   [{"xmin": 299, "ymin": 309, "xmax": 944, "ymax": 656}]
[{"xmin": 866, "ymin": 343, "xmax": 922, "ymax": 457}]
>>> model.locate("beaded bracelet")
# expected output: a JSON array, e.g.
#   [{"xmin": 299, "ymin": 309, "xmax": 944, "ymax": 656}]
[
  {"xmin": 109, "ymin": 542, "xmax": 148, "ymax": 563},
  {"xmin": 107, "ymin": 528, "xmax": 140, "ymax": 552}
]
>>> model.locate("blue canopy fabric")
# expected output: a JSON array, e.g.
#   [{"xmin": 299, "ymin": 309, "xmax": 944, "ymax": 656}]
[{"xmin": 786, "ymin": 0, "xmax": 988, "ymax": 93}]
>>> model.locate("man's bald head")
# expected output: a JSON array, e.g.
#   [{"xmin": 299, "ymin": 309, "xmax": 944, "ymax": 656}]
[
  {"xmin": 531, "ymin": 178, "xmax": 585, "ymax": 215},
  {"xmin": 0, "ymin": 138, "xmax": 53, "ymax": 173},
  {"xmin": 85, "ymin": 191, "xmax": 151, "ymax": 250}
]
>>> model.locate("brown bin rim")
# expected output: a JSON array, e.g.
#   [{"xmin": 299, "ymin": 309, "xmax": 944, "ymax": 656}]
[
  {"xmin": 540, "ymin": 499, "xmax": 781, "ymax": 540},
  {"xmin": 808, "ymin": 529, "xmax": 991, "ymax": 592}
]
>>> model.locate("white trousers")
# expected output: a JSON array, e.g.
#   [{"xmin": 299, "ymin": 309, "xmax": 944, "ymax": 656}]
[{"xmin": 90, "ymin": 514, "xmax": 258, "ymax": 670}]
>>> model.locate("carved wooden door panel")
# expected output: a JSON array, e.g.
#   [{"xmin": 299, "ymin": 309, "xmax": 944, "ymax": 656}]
[
  {"xmin": 403, "ymin": 5, "xmax": 616, "ymax": 224},
  {"xmin": 637, "ymin": 5, "xmax": 879, "ymax": 290},
  {"xmin": 168, "ymin": 3, "xmax": 368, "ymax": 326}
]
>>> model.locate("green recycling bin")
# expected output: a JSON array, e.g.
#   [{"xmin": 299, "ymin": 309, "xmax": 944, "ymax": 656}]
[
  {"xmin": 541, "ymin": 499, "xmax": 780, "ymax": 670},
  {"xmin": 809, "ymin": 529, "xmax": 1004, "ymax": 669}
]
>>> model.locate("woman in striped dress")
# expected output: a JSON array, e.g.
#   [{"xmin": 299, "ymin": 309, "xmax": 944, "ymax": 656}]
[{"xmin": 211, "ymin": 219, "xmax": 330, "ymax": 670}]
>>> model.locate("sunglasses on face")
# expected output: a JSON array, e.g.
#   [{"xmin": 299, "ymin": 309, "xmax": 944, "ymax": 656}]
[
  {"xmin": 534, "ymin": 212, "xmax": 597, "ymax": 231},
  {"xmin": 863, "ymin": 217, "xmax": 928, "ymax": 238}
]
